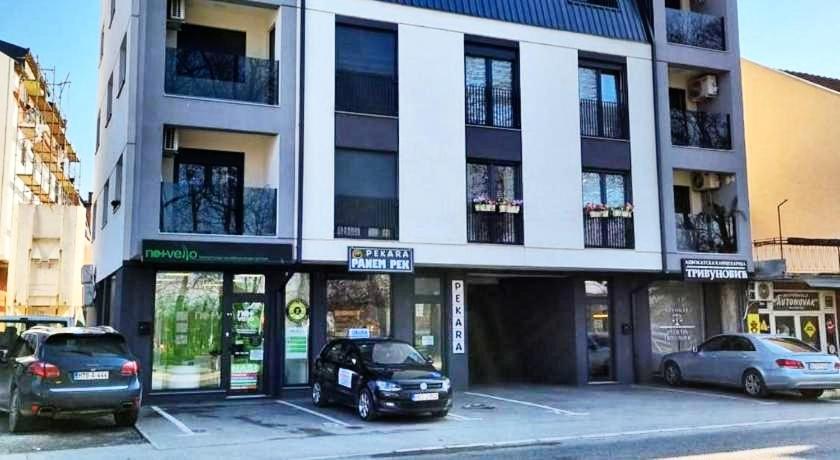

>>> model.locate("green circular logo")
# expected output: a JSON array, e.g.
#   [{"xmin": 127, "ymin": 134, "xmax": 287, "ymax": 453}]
[{"xmin": 286, "ymin": 298, "xmax": 309, "ymax": 323}]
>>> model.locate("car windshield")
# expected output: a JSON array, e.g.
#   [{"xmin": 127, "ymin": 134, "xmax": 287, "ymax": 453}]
[
  {"xmin": 762, "ymin": 337, "xmax": 819, "ymax": 353},
  {"xmin": 43, "ymin": 335, "xmax": 128, "ymax": 358},
  {"xmin": 359, "ymin": 342, "xmax": 427, "ymax": 365}
]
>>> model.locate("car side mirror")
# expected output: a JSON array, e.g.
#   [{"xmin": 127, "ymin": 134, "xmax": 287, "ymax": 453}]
[
  {"xmin": 350, "ymin": 357, "xmax": 358, "ymax": 366},
  {"xmin": 691, "ymin": 346, "xmax": 699, "ymax": 353}
]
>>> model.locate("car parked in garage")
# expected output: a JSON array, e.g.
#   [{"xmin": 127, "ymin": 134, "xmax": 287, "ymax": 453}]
[
  {"xmin": 661, "ymin": 333, "xmax": 840, "ymax": 399},
  {"xmin": 312, "ymin": 338, "xmax": 452, "ymax": 420},
  {"xmin": 0, "ymin": 326, "xmax": 141, "ymax": 432}
]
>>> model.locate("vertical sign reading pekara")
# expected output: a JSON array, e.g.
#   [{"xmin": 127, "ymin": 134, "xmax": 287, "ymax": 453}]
[{"xmin": 452, "ymin": 280, "xmax": 465, "ymax": 354}]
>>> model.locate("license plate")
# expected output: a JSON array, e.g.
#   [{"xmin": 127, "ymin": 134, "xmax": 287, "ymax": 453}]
[
  {"xmin": 412, "ymin": 392, "xmax": 439, "ymax": 402},
  {"xmin": 74, "ymin": 371, "xmax": 109, "ymax": 381},
  {"xmin": 808, "ymin": 362, "xmax": 831, "ymax": 371}
]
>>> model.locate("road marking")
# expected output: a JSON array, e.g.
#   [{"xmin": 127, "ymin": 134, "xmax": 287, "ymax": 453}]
[
  {"xmin": 464, "ymin": 391, "xmax": 588, "ymax": 416},
  {"xmin": 658, "ymin": 445, "xmax": 815, "ymax": 460},
  {"xmin": 275, "ymin": 400, "xmax": 353, "ymax": 428},
  {"xmin": 150, "ymin": 405, "xmax": 194, "ymax": 435},
  {"xmin": 446, "ymin": 412, "xmax": 482, "ymax": 421},
  {"xmin": 632, "ymin": 385, "xmax": 778, "ymax": 405}
]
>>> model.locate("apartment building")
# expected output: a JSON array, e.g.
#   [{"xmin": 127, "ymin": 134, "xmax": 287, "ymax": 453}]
[
  {"xmin": 0, "ymin": 40, "xmax": 88, "ymax": 319},
  {"xmin": 96, "ymin": 0, "xmax": 750, "ymax": 400}
]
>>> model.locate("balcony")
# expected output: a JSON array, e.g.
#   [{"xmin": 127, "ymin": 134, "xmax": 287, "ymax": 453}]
[
  {"xmin": 160, "ymin": 183, "xmax": 277, "ymax": 236},
  {"xmin": 580, "ymin": 99, "xmax": 628, "ymax": 139},
  {"xmin": 465, "ymin": 84, "xmax": 519, "ymax": 129},
  {"xmin": 753, "ymin": 238, "xmax": 840, "ymax": 275},
  {"xmin": 584, "ymin": 213, "xmax": 634, "ymax": 249},
  {"xmin": 666, "ymin": 8, "xmax": 726, "ymax": 51},
  {"xmin": 671, "ymin": 109, "xmax": 731, "ymax": 150},
  {"xmin": 334, "ymin": 195, "xmax": 399, "ymax": 240},
  {"xmin": 164, "ymin": 48, "xmax": 278, "ymax": 105},
  {"xmin": 676, "ymin": 213, "xmax": 737, "ymax": 254},
  {"xmin": 335, "ymin": 70, "xmax": 398, "ymax": 116},
  {"xmin": 467, "ymin": 206, "xmax": 523, "ymax": 245}
]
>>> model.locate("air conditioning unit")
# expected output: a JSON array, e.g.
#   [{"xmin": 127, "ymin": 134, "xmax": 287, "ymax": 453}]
[
  {"xmin": 753, "ymin": 282, "xmax": 773, "ymax": 301},
  {"xmin": 168, "ymin": 0, "xmax": 186, "ymax": 22},
  {"xmin": 689, "ymin": 75, "xmax": 719, "ymax": 102},
  {"xmin": 691, "ymin": 172, "xmax": 721, "ymax": 191},
  {"xmin": 163, "ymin": 127, "xmax": 179, "ymax": 154}
]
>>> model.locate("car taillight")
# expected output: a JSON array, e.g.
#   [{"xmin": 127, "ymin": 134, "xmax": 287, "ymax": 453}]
[
  {"xmin": 835, "ymin": 362, "xmax": 840, "ymax": 370},
  {"xmin": 28, "ymin": 361, "xmax": 61, "ymax": 379},
  {"xmin": 776, "ymin": 359, "xmax": 805, "ymax": 369},
  {"xmin": 120, "ymin": 360, "xmax": 139, "ymax": 377}
]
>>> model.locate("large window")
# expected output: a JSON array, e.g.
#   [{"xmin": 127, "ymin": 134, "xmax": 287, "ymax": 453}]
[
  {"xmin": 579, "ymin": 65, "xmax": 626, "ymax": 139},
  {"xmin": 335, "ymin": 24, "xmax": 397, "ymax": 116},
  {"xmin": 284, "ymin": 273, "xmax": 311, "ymax": 386},
  {"xmin": 327, "ymin": 275, "xmax": 391, "ymax": 340},
  {"xmin": 153, "ymin": 272, "xmax": 223, "ymax": 391},
  {"xmin": 465, "ymin": 44, "xmax": 518, "ymax": 128},
  {"xmin": 467, "ymin": 161, "xmax": 522, "ymax": 244},
  {"xmin": 334, "ymin": 149, "xmax": 398, "ymax": 240},
  {"xmin": 415, "ymin": 277, "xmax": 444, "ymax": 370},
  {"xmin": 582, "ymin": 171, "xmax": 633, "ymax": 249},
  {"xmin": 649, "ymin": 282, "xmax": 704, "ymax": 374}
]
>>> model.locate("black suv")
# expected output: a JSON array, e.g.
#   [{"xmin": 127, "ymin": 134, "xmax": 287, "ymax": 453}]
[
  {"xmin": 0, "ymin": 326, "xmax": 142, "ymax": 432},
  {"xmin": 312, "ymin": 338, "xmax": 452, "ymax": 420}
]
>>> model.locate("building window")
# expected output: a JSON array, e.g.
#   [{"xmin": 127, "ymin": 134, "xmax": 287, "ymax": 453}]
[
  {"xmin": 327, "ymin": 274, "xmax": 391, "ymax": 340},
  {"xmin": 335, "ymin": 23, "xmax": 398, "ymax": 116},
  {"xmin": 101, "ymin": 180, "xmax": 110, "ymax": 229},
  {"xmin": 152, "ymin": 272, "xmax": 224, "ymax": 391},
  {"xmin": 118, "ymin": 34, "xmax": 127, "ymax": 96},
  {"xmin": 579, "ymin": 64, "xmax": 627, "ymax": 139},
  {"xmin": 91, "ymin": 201, "xmax": 97, "ymax": 240},
  {"xmin": 99, "ymin": 26, "xmax": 104, "ymax": 63},
  {"xmin": 649, "ymin": 281, "xmax": 705, "ymax": 374},
  {"xmin": 106, "ymin": 74, "xmax": 113, "ymax": 125},
  {"xmin": 285, "ymin": 273, "xmax": 311, "ymax": 386},
  {"xmin": 334, "ymin": 149, "xmax": 398, "ymax": 240},
  {"xmin": 113, "ymin": 156, "xmax": 123, "ymax": 211},
  {"xmin": 414, "ymin": 277, "xmax": 443, "ymax": 370},
  {"xmin": 95, "ymin": 110, "xmax": 101, "ymax": 153},
  {"xmin": 465, "ymin": 43, "xmax": 519, "ymax": 128},
  {"xmin": 466, "ymin": 161, "xmax": 523, "ymax": 244},
  {"xmin": 582, "ymin": 171, "xmax": 633, "ymax": 249}
]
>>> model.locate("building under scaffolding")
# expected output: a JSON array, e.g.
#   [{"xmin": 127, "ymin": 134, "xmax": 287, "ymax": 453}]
[{"xmin": 0, "ymin": 39, "xmax": 90, "ymax": 319}]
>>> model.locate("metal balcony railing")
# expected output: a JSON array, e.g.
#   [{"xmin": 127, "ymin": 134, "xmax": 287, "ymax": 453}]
[
  {"xmin": 335, "ymin": 70, "xmax": 398, "ymax": 116},
  {"xmin": 164, "ymin": 48, "xmax": 278, "ymax": 105},
  {"xmin": 676, "ymin": 212, "xmax": 737, "ymax": 254},
  {"xmin": 584, "ymin": 213, "xmax": 635, "ymax": 249},
  {"xmin": 465, "ymin": 84, "xmax": 519, "ymax": 129},
  {"xmin": 467, "ymin": 206, "xmax": 523, "ymax": 245},
  {"xmin": 666, "ymin": 8, "xmax": 726, "ymax": 51},
  {"xmin": 160, "ymin": 183, "xmax": 277, "ymax": 236},
  {"xmin": 671, "ymin": 109, "xmax": 732, "ymax": 150},
  {"xmin": 334, "ymin": 195, "xmax": 399, "ymax": 240},
  {"xmin": 754, "ymin": 238, "xmax": 840, "ymax": 274},
  {"xmin": 580, "ymin": 99, "xmax": 628, "ymax": 139}
]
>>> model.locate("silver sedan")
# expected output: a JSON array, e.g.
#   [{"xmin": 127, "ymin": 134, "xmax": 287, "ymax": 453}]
[{"xmin": 661, "ymin": 333, "xmax": 840, "ymax": 399}]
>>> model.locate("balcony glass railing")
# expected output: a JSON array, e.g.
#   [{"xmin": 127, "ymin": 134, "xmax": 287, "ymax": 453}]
[
  {"xmin": 160, "ymin": 182, "xmax": 277, "ymax": 236},
  {"xmin": 334, "ymin": 195, "xmax": 399, "ymax": 240},
  {"xmin": 676, "ymin": 212, "xmax": 737, "ymax": 253},
  {"xmin": 666, "ymin": 8, "xmax": 726, "ymax": 51},
  {"xmin": 467, "ymin": 205, "xmax": 523, "ymax": 245},
  {"xmin": 164, "ymin": 48, "xmax": 278, "ymax": 105},
  {"xmin": 584, "ymin": 213, "xmax": 634, "ymax": 249},
  {"xmin": 580, "ymin": 99, "xmax": 628, "ymax": 139},
  {"xmin": 465, "ymin": 84, "xmax": 518, "ymax": 128},
  {"xmin": 335, "ymin": 70, "xmax": 398, "ymax": 116},
  {"xmin": 671, "ymin": 109, "xmax": 731, "ymax": 150}
]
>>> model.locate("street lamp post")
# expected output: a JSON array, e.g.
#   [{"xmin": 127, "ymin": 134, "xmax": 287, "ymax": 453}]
[{"xmin": 777, "ymin": 199, "xmax": 789, "ymax": 262}]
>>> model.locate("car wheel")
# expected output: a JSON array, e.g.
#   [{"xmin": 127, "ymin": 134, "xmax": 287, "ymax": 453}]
[
  {"xmin": 743, "ymin": 370, "xmax": 768, "ymax": 398},
  {"xmin": 312, "ymin": 381, "xmax": 329, "ymax": 407},
  {"xmin": 8, "ymin": 388, "xmax": 32, "ymax": 434},
  {"xmin": 357, "ymin": 388, "xmax": 377, "ymax": 421},
  {"xmin": 664, "ymin": 362, "xmax": 682, "ymax": 386},
  {"xmin": 114, "ymin": 409, "xmax": 139, "ymax": 427},
  {"xmin": 432, "ymin": 410, "xmax": 448, "ymax": 418},
  {"xmin": 800, "ymin": 390, "xmax": 824, "ymax": 400}
]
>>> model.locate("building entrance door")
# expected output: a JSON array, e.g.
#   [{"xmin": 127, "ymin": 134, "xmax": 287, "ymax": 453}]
[{"xmin": 225, "ymin": 274, "xmax": 267, "ymax": 394}]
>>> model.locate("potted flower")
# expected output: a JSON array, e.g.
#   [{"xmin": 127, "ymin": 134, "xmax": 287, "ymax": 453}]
[
  {"xmin": 498, "ymin": 199, "xmax": 523, "ymax": 214},
  {"xmin": 585, "ymin": 203, "xmax": 608, "ymax": 218},
  {"xmin": 473, "ymin": 195, "xmax": 497, "ymax": 213},
  {"xmin": 611, "ymin": 203, "xmax": 634, "ymax": 218}
]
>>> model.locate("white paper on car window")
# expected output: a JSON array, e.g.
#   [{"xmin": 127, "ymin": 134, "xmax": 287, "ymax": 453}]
[{"xmin": 338, "ymin": 368, "xmax": 354, "ymax": 388}]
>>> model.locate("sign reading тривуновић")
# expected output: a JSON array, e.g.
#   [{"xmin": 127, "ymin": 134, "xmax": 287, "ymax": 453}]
[
  {"xmin": 682, "ymin": 259, "xmax": 749, "ymax": 282},
  {"xmin": 347, "ymin": 247, "xmax": 414, "ymax": 273}
]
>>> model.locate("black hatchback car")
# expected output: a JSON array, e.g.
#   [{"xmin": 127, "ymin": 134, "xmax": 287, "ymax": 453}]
[
  {"xmin": 0, "ymin": 326, "xmax": 141, "ymax": 433},
  {"xmin": 312, "ymin": 338, "xmax": 452, "ymax": 420}
]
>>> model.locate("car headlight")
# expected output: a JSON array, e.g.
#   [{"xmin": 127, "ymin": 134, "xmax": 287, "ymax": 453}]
[
  {"xmin": 441, "ymin": 378, "xmax": 451, "ymax": 392},
  {"xmin": 375, "ymin": 380, "xmax": 401, "ymax": 392}
]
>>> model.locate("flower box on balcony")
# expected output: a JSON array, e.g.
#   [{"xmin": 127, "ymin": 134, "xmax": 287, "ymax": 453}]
[
  {"xmin": 474, "ymin": 203, "xmax": 497, "ymax": 213},
  {"xmin": 498, "ymin": 204, "xmax": 521, "ymax": 214},
  {"xmin": 588, "ymin": 211, "xmax": 609, "ymax": 218},
  {"xmin": 611, "ymin": 210, "xmax": 633, "ymax": 218}
]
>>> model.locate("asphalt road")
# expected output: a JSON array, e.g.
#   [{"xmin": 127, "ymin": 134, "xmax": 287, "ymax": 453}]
[{"xmin": 405, "ymin": 419, "xmax": 840, "ymax": 459}]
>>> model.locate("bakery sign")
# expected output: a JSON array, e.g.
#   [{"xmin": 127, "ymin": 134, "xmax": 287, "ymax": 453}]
[
  {"xmin": 682, "ymin": 259, "xmax": 749, "ymax": 282},
  {"xmin": 347, "ymin": 247, "xmax": 414, "ymax": 273}
]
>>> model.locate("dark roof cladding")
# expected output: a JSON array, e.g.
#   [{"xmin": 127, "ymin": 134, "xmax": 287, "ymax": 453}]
[
  {"xmin": 374, "ymin": 0, "xmax": 648, "ymax": 42},
  {"xmin": 784, "ymin": 71, "xmax": 840, "ymax": 94},
  {"xmin": 0, "ymin": 39, "xmax": 29, "ymax": 64}
]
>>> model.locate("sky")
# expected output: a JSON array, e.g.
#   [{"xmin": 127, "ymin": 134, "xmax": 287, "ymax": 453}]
[{"xmin": 0, "ymin": 0, "xmax": 837, "ymax": 198}]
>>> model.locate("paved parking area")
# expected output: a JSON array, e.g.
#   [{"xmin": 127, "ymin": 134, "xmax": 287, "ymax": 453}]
[{"xmin": 0, "ymin": 413, "xmax": 144, "ymax": 455}]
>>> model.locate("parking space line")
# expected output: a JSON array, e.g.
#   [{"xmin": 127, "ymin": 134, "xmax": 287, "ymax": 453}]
[
  {"xmin": 150, "ymin": 405, "xmax": 195, "ymax": 435},
  {"xmin": 275, "ymin": 400, "xmax": 354, "ymax": 428},
  {"xmin": 631, "ymin": 385, "xmax": 778, "ymax": 405},
  {"xmin": 464, "ymin": 391, "xmax": 588, "ymax": 416},
  {"xmin": 446, "ymin": 412, "xmax": 482, "ymax": 421}
]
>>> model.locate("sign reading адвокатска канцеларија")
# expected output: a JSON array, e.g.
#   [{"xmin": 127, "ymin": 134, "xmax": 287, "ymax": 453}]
[
  {"xmin": 682, "ymin": 259, "xmax": 749, "ymax": 282},
  {"xmin": 347, "ymin": 247, "xmax": 414, "ymax": 273}
]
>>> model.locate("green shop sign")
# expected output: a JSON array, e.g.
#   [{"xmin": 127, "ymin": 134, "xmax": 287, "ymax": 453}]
[{"xmin": 142, "ymin": 240, "xmax": 293, "ymax": 265}]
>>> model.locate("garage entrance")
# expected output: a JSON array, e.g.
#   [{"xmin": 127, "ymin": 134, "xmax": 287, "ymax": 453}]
[{"xmin": 467, "ymin": 276, "xmax": 578, "ymax": 385}]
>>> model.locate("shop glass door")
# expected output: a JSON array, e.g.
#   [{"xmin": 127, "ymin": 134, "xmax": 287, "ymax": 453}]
[
  {"xmin": 414, "ymin": 277, "xmax": 443, "ymax": 370},
  {"xmin": 284, "ymin": 273, "xmax": 311, "ymax": 386},
  {"xmin": 799, "ymin": 315, "xmax": 822, "ymax": 351},
  {"xmin": 227, "ymin": 274, "xmax": 266, "ymax": 394}
]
